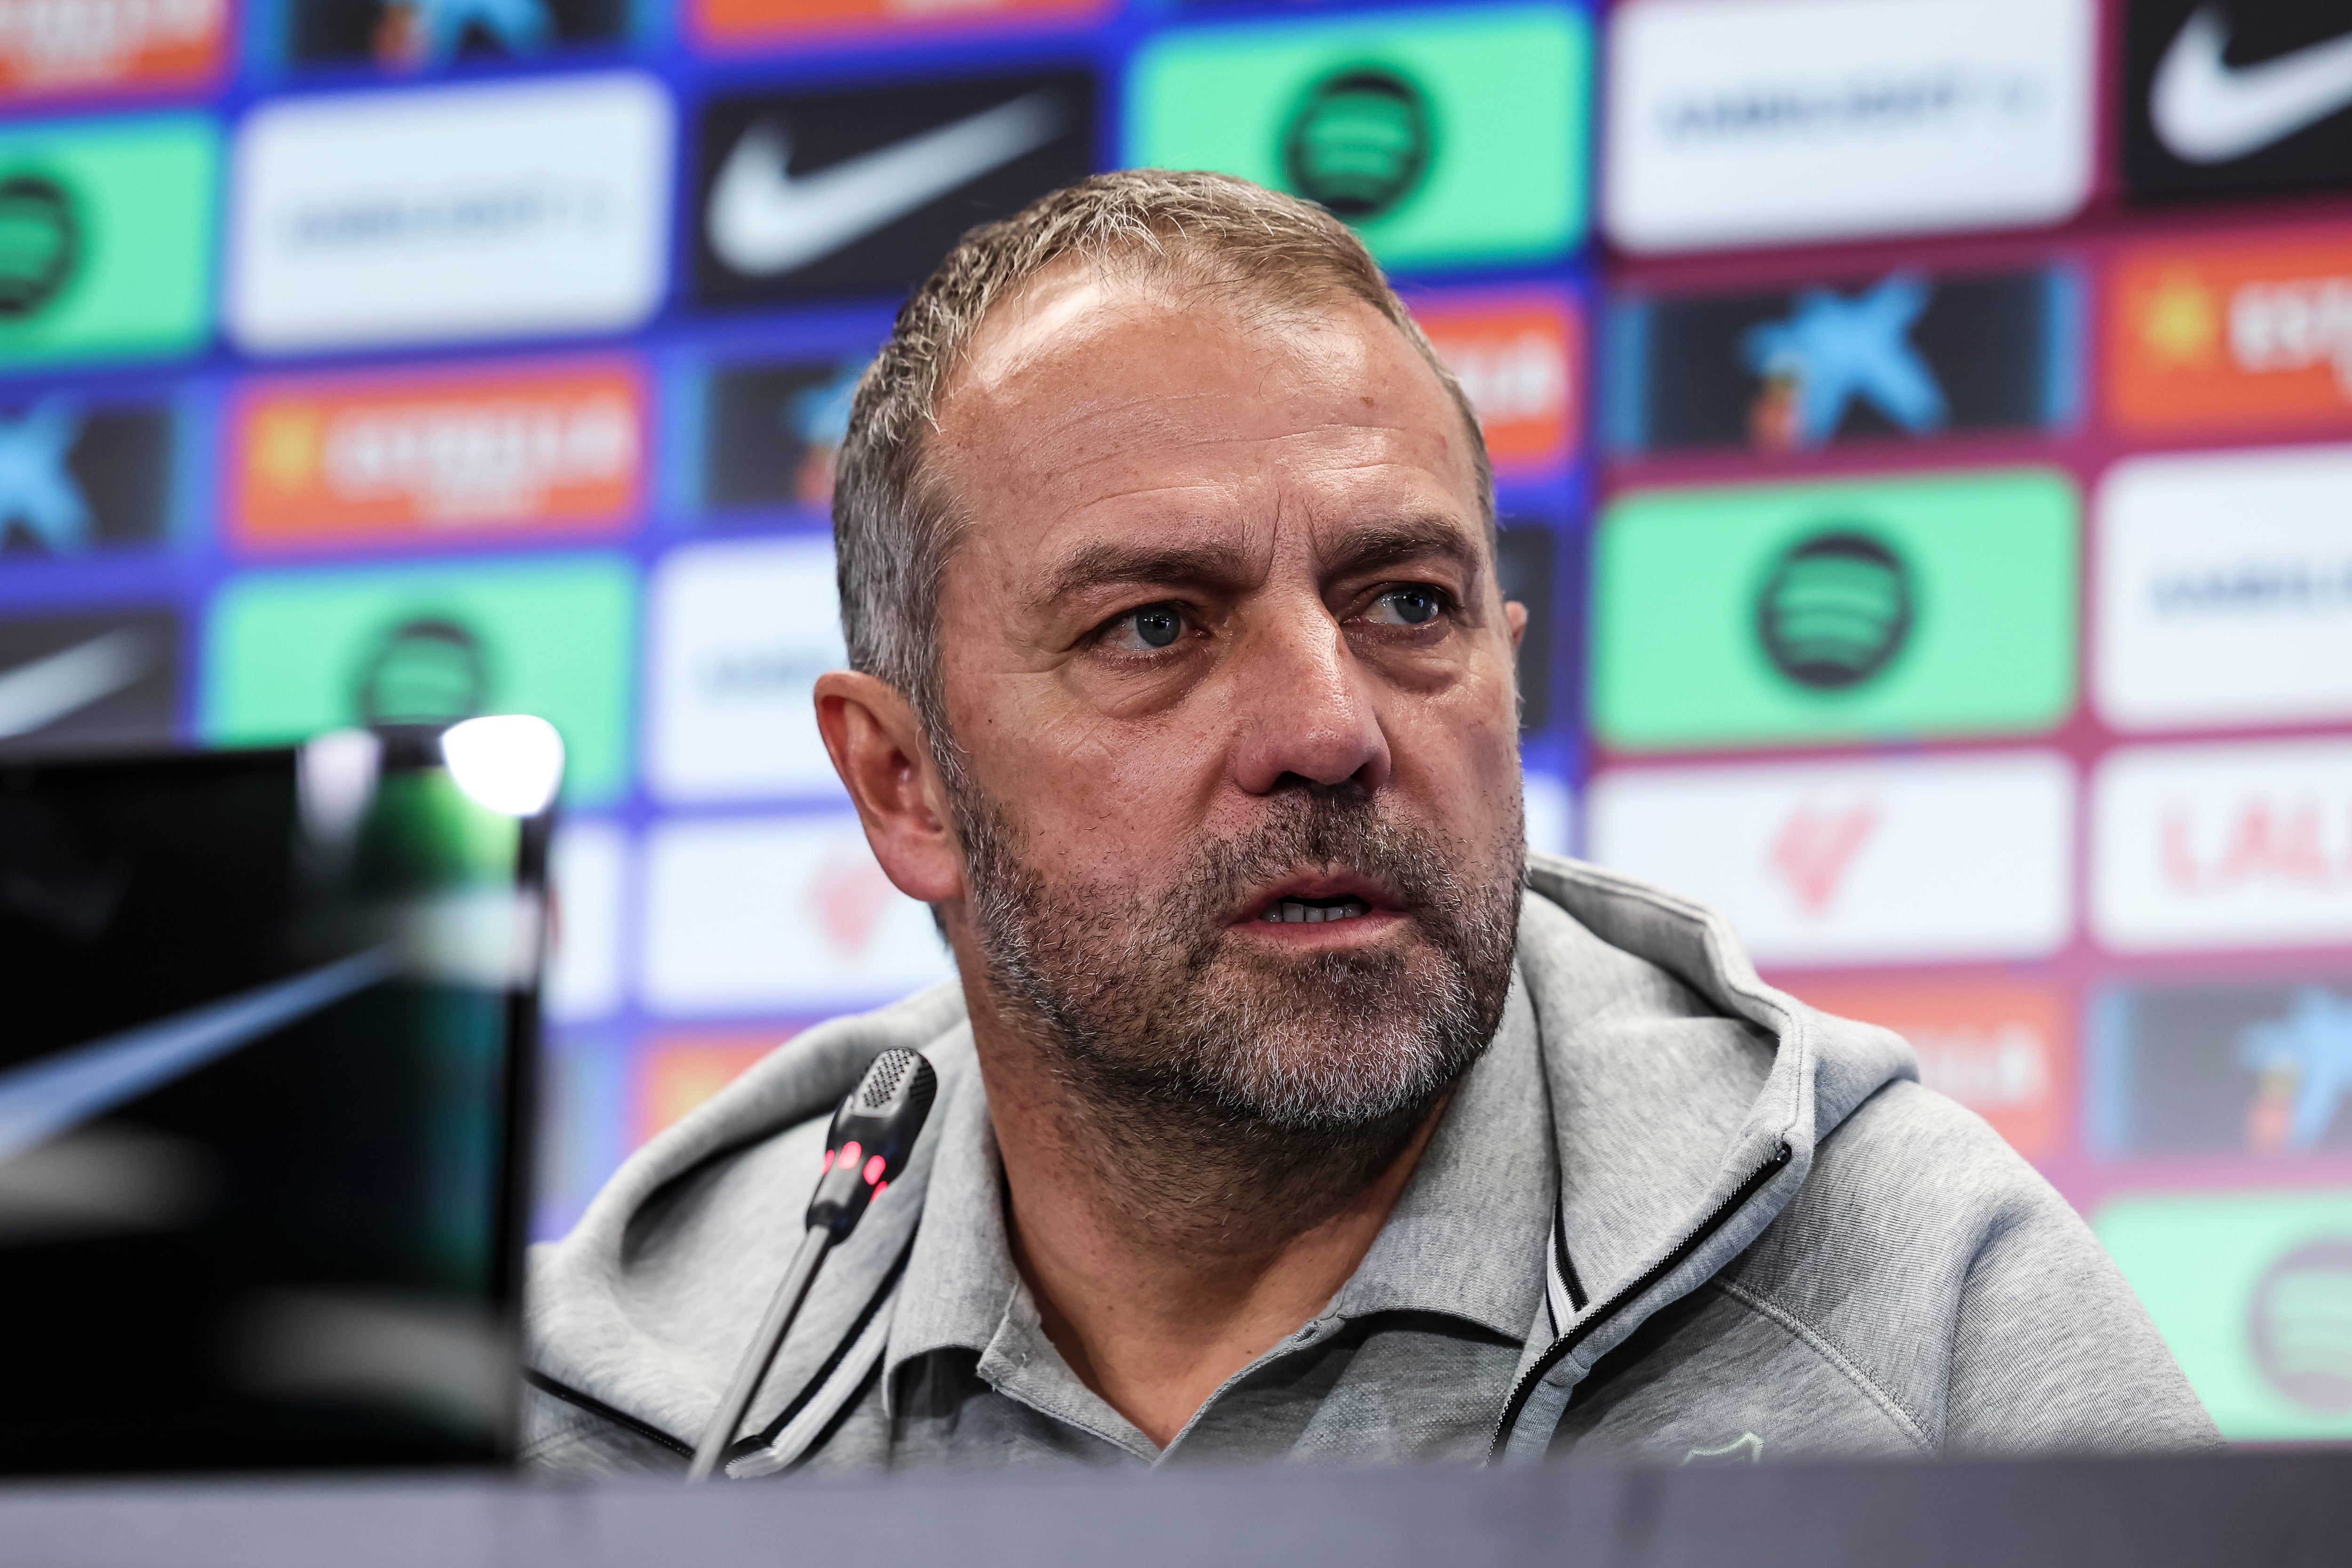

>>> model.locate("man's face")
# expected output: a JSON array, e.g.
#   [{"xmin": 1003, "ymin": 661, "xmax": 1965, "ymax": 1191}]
[{"xmin": 924, "ymin": 269, "xmax": 1526, "ymax": 1130}]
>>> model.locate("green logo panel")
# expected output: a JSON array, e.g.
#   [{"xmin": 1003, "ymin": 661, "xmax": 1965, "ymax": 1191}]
[
  {"xmin": 1592, "ymin": 468, "xmax": 2079, "ymax": 752},
  {"xmin": 0, "ymin": 113, "xmax": 217, "ymax": 366},
  {"xmin": 1125, "ymin": 4, "xmax": 1589, "ymax": 270},
  {"xmin": 2096, "ymin": 1190, "xmax": 2352, "ymax": 1442},
  {"xmin": 204, "ymin": 556, "xmax": 638, "ymax": 806}
]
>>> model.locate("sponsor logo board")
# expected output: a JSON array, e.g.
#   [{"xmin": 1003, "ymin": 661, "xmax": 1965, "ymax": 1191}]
[
  {"xmin": 286, "ymin": 0, "xmax": 629, "ymax": 71},
  {"xmin": 2089, "ymin": 977, "xmax": 2352, "ymax": 1159},
  {"xmin": 228, "ymin": 72, "xmax": 672, "ymax": 355},
  {"xmin": 2093, "ymin": 738, "xmax": 2352, "ymax": 954},
  {"xmin": 634, "ymin": 1028, "xmax": 799, "ymax": 1147},
  {"xmin": 1586, "ymin": 752, "xmax": 2074, "ymax": 966},
  {"xmin": 1609, "ymin": 267, "xmax": 2077, "ymax": 456},
  {"xmin": 693, "ymin": 0, "xmax": 1106, "ymax": 47},
  {"xmin": 0, "ymin": 394, "xmax": 173, "ymax": 555},
  {"xmin": 695, "ymin": 70, "xmax": 1094, "ymax": 305},
  {"xmin": 1593, "ymin": 469, "xmax": 2078, "ymax": 752},
  {"xmin": 0, "ymin": 607, "xmax": 178, "ymax": 752},
  {"xmin": 2124, "ymin": 2, "xmax": 2352, "ymax": 204},
  {"xmin": 1413, "ymin": 287, "xmax": 1581, "ymax": 474},
  {"xmin": 646, "ymin": 536, "xmax": 846, "ymax": 802},
  {"xmin": 231, "ymin": 359, "xmax": 645, "ymax": 550},
  {"xmin": 546, "ymin": 818, "xmax": 628, "ymax": 1024},
  {"xmin": 1495, "ymin": 522, "xmax": 1560, "ymax": 735},
  {"xmin": 0, "ymin": 0, "xmax": 227, "ymax": 95},
  {"xmin": 1780, "ymin": 977, "xmax": 2065, "ymax": 1158},
  {"xmin": 638, "ymin": 812, "xmax": 954, "ymax": 1014},
  {"xmin": 203, "ymin": 554, "xmax": 637, "ymax": 804},
  {"xmin": 2096, "ymin": 1190, "xmax": 2352, "ymax": 1439},
  {"xmin": 0, "ymin": 113, "xmax": 215, "ymax": 364},
  {"xmin": 2095, "ymin": 445, "xmax": 2352, "ymax": 732},
  {"xmin": 2109, "ymin": 229, "xmax": 2352, "ymax": 435},
  {"xmin": 534, "ymin": 1028, "xmax": 628, "ymax": 1240},
  {"xmin": 1128, "ymin": 4, "xmax": 1590, "ymax": 270},
  {"xmin": 700, "ymin": 349, "xmax": 872, "ymax": 513},
  {"xmin": 1604, "ymin": 0, "xmax": 2093, "ymax": 254}
]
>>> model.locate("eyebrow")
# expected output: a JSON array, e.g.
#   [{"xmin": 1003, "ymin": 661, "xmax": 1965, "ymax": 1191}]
[{"xmin": 1039, "ymin": 515, "xmax": 1486, "ymax": 609}]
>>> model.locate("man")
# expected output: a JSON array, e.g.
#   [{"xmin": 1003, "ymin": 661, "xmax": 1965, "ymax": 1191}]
[{"xmin": 525, "ymin": 171, "xmax": 2217, "ymax": 1474}]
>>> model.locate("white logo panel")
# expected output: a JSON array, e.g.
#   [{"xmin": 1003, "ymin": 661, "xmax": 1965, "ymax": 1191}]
[
  {"xmin": 639, "ymin": 813, "xmax": 953, "ymax": 1016},
  {"xmin": 229, "ymin": 72, "xmax": 672, "ymax": 355},
  {"xmin": 2093, "ymin": 738, "xmax": 2352, "ymax": 953},
  {"xmin": 647, "ymin": 536, "xmax": 847, "ymax": 803},
  {"xmin": 1586, "ymin": 752, "xmax": 2074, "ymax": 966},
  {"xmin": 545, "ymin": 819, "xmax": 628, "ymax": 1024},
  {"xmin": 2097, "ymin": 446, "xmax": 2352, "ymax": 732},
  {"xmin": 1605, "ymin": 0, "xmax": 2094, "ymax": 254}
]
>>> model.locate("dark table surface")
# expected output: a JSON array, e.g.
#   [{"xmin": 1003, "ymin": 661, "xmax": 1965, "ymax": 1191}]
[{"xmin": 1, "ymin": 1447, "xmax": 2346, "ymax": 1568}]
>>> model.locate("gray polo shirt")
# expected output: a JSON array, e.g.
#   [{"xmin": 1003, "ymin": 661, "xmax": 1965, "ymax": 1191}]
[{"xmin": 795, "ymin": 978, "xmax": 1556, "ymax": 1473}]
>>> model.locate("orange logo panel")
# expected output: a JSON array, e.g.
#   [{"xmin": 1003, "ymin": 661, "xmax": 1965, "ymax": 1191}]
[
  {"xmin": 695, "ymin": 0, "xmax": 1106, "ymax": 43},
  {"xmin": 234, "ymin": 361, "xmax": 644, "ymax": 550},
  {"xmin": 1776, "ymin": 978, "xmax": 2067, "ymax": 1160},
  {"xmin": 2110, "ymin": 229, "xmax": 2352, "ymax": 436},
  {"xmin": 636, "ymin": 1029, "xmax": 801, "ymax": 1148},
  {"xmin": 1415, "ymin": 292, "xmax": 1582, "ymax": 473},
  {"xmin": 0, "ymin": 0, "xmax": 229, "ymax": 96}
]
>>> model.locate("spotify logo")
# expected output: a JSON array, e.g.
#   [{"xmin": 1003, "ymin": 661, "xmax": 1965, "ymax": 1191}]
[
  {"xmin": 1755, "ymin": 530, "xmax": 1914, "ymax": 691},
  {"xmin": 1281, "ymin": 66, "xmax": 1431, "ymax": 221}
]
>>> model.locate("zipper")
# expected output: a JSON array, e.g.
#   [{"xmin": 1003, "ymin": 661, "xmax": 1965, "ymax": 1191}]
[{"xmin": 1487, "ymin": 1140, "xmax": 1794, "ymax": 1463}]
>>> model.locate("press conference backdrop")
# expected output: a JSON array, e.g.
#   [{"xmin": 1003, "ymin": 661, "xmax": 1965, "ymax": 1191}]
[{"xmin": 0, "ymin": 0, "xmax": 2344, "ymax": 1447}]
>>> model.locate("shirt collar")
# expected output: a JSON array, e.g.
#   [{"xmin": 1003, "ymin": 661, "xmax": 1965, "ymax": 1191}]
[
  {"xmin": 884, "ymin": 1062, "xmax": 1019, "ymax": 1391},
  {"xmin": 886, "ymin": 969, "xmax": 1557, "ymax": 1394},
  {"xmin": 1324, "ymin": 970, "xmax": 1555, "ymax": 1341}
]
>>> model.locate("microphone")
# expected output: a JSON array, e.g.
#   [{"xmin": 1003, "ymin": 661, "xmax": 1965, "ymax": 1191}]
[{"xmin": 687, "ymin": 1048, "xmax": 938, "ymax": 1482}]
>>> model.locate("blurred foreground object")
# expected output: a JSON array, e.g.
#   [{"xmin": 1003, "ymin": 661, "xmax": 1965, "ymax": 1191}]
[{"xmin": 0, "ymin": 718, "xmax": 556, "ymax": 1474}]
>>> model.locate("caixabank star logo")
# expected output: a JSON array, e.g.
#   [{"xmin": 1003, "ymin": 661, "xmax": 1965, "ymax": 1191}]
[
  {"xmin": 1127, "ymin": 3, "xmax": 1590, "ymax": 271},
  {"xmin": 1609, "ymin": 265, "xmax": 2079, "ymax": 457}
]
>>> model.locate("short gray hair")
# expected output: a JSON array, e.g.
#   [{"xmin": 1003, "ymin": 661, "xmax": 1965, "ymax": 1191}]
[{"xmin": 831, "ymin": 168, "xmax": 1495, "ymax": 737}]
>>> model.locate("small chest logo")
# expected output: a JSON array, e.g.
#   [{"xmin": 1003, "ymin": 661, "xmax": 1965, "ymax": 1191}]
[{"xmin": 1683, "ymin": 1431, "xmax": 1764, "ymax": 1464}]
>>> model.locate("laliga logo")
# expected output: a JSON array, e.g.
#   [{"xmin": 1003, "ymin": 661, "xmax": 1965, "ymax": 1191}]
[
  {"xmin": 810, "ymin": 847, "xmax": 896, "ymax": 961},
  {"xmin": 1768, "ymin": 797, "xmax": 1880, "ymax": 916},
  {"xmin": 2161, "ymin": 794, "xmax": 2352, "ymax": 894}
]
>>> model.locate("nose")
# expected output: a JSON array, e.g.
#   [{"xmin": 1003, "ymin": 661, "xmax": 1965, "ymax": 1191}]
[{"xmin": 1225, "ymin": 592, "xmax": 1391, "ymax": 797}]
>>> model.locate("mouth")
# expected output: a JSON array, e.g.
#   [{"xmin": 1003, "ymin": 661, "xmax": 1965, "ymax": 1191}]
[
  {"xmin": 1233, "ymin": 873, "xmax": 1405, "ymax": 937},
  {"xmin": 1259, "ymin": 895, "xmax": 1371, "ymax": 925}
]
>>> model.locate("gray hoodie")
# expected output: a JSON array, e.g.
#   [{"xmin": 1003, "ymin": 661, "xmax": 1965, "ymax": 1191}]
[{"xmin": 523, "ymin": 854, "xmax": 2219, "ymax": 1474}]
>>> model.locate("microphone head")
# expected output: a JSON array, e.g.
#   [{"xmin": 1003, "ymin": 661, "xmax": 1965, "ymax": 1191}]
[{"xmin": 805, "ymin": 1048, "xmax": 938, "ymax": 1241}]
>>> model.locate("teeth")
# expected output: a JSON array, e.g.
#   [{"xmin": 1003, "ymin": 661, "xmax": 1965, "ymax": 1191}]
[{"xmin": 1260, "ymin": 897, "xmax": 1369, "ymax": 925}]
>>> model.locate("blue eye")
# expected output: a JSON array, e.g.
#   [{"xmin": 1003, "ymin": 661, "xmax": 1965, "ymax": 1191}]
[
  {"xmin": 1377, "ymin": 587, "xmax": 1443, "ymax": 626},
  {"xmin": 1128, "ymin": 605, "xmax": 1183, "ymax": 649}
]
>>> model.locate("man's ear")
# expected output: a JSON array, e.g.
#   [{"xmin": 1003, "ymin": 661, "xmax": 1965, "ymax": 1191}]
[
  {"xmin": 815, "ymin": 671, "xmax": 964, "ymax": 904},
  {"xmin": 1504, "ymin": 598, "xmax": 1529, "ymax": 653}
]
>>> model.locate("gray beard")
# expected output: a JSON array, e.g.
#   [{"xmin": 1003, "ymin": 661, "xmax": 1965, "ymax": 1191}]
[{"xmin": 947, "ymin": 768, "xmax": 1524, "ymax": 1234}]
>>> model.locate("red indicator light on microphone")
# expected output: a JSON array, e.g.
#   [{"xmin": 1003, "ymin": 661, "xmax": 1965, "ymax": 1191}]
[
  {"xmin": 837, "ymin": 1140, "xmax": 862, "ymax": 1171},
  {"xmin": 863, "ymin": 1154, "xmax": 886, "ymax": 1185},
  {"xmin": 872, "ymin": 1180, "xmax": 887, "ymax": 1203},
  {"xmin": 820, "ymin": 1149, "xmax": 834, "ymax": 1172}
]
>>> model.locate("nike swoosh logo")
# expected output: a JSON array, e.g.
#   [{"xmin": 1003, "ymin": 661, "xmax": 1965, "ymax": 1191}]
[
  {"xmin": 0, "ymin": 628, "xmax": 156, "ymax": 739},
  {"xmin": 707, "ymin": 91, "xmax": 1067, "ymax": 277},
  {"xmin": 0, "ymin": 949, "xmax": 396, "ymax": 1168},
  {"xmin": 2153, "ymin": 5, "xmax": 2352, "ymax": 164}
]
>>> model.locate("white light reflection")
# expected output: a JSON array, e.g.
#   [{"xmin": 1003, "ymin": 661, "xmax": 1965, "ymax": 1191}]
[{"xmin": 441, "ymin": 714, "xmax": 565, "ymax": 818}]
